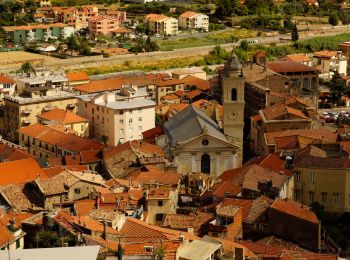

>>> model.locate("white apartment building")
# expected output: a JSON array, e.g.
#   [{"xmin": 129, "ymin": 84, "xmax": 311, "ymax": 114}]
[
  {"xmin": 78, "ymin": 85, "xmax": 156, "ymax": 146},
  {"xmin": 179, "ymin": 11, "xmax": 209, "ymax": 32},
  {"xmin": 144, "ymin": 14, "xmax": 178, "ymax": 36},
  {"xmin": 0, "ymin": 75, "xmax": 16, "ymax": 99},
  {"xmin": 313, "ymin": 50, "xmax": 348, "ymax": 80}
]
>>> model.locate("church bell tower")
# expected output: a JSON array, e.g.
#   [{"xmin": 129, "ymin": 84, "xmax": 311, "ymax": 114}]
[{"xmin": 222, "ymin": 54, "xmax": 245, "ymax": 166}]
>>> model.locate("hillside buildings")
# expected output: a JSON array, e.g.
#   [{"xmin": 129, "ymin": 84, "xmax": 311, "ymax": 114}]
[
  {"xmin": 144, "ymin": 14, "xmax": 178, "ymax": 36},
  {"xmin": 179, "ymin": 11, "xmax": 209, "ymax": 32}
]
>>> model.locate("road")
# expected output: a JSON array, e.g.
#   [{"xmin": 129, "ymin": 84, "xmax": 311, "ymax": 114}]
[{"xmin": 0, "ymin": 28, "xmax": 349, "ymax": 74}]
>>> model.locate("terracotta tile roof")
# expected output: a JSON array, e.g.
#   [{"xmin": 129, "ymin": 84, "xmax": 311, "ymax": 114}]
[
  {"xmin": 0, "ymin": 184, "xmax": 32, "ymax": 212},
  {"xmin": 280, "ymin": 250, "xmax": 338, "ymax": 260},
  {"xmin": 18, "ymin": 124, "xmax": 103, "ymax": 153},
  {"xmin": 167, "ymin": 103, "xmax": 188, "ymax": 116},
  {"xmin": 80, "ymin": 150, "xmax": 101, "ymax": 164},
  {"xmin": 161, "ymin": 93, "xmax": 180, "ymax": 101},
  {"xmin": 219, "ymin": 164, "xmax": 288, "ymax": 192},
  {"xmin": 179, "ymin": 11, "xmax": 199, "ymax": 18},
  {"xmin": 216, "ymin": 203, "xmax": 240, "ymax": 217},
  {"xmin": 146, "ymin": 74, "xmax": 184, "ymax": 87},
  {"xmin": 280, "ymin": 54, "xmax": 312, "ymax": 63},
  {"xmin": 185, "ymin": 89, "xmax": 202, "ymax": 99},
  {"xmin": 130, "ymin": 167, "xmax": 180, "ymax": 186},
  {"xmin": 246, "ymin": 196, "xmax": 272, "ymax": 222},
  {"xmin": 265, "ymin": 129, "xmax": 338, "ymax": 146},
  {"xmin": 145, "ymin": 13, "xmax": 168, "ymax": 22},
  {"xmin": 267, "ymin": 61, "xmax": 318, "ymax": 73},
  {"xmin": 71, "ymin": 215, "xmax": 121, "ymax": 235},
  {"xmin": 0, "ymin": 158, "xmax": 47, "ymax": 185},
  {"xmin": 313, "ymin": 50, "xmax": 337, "ymax": 59},
  {"xmin": 88, "ymin": 208, "xmax": 120, "ymax": 222},
  {"xmin": 121, "ymin": 218, "xmax": 199, "ymax": 244},
  {"xmin": 284, "ymin": 95, "xmax": 308, "ymax": 107},
  {"xmin": 0, "ymin": 140, "xmax": 33, "ymax": 162},
  {"xmin": 271, "ymin": 199, "xmax": 319, "ymax": 224},
  {"xmin": 74, "ymin": 199, "xmax": 95, "ymax": 216},
  {"xmin": 38, "ymin": 108, "xmax": 88, "ymax": 125},
  {"xmin": 43, "ymin": 165, "xmax": 89, "ymax": 177},
  {"xmin": 74, "ymin": 77, "xmax": 124, "ymax": 94},
  {"xmin": 114, "ymin": 27, "xmax": 129, "ymax": 33},
  {"xmin": 211, "ymin": 181, "xmax": 242, "ymax": 198},
  {"xmin": 141, "ymin": 126, "xmax": 164, "ymax": 139},
  {"xmin": 274, "ymin": 135, "xmax": 299, "ymax": 149},
  {"xmin": 162, "ymin": 212, "xmax": 214, "ymax": 235},
  {"xmin": 0, "ymin": 75, "xmax": 15, "ymax": 84},
  {"xmin": 182, "ymin": 75, "xmax": 210, "ymax": 91},
  {"xmin": 147, "ymin": 189, "xmax": 170, "ymax": 199},
  {"xmin": 122, "ymin": 241, "xmax": 181, "ymax": 258},
  {"xmin": 294, "ymin": 147, "xmax": 350, "ymax": 169},
  {"xmin": 103, "ymin": 140, "xmax": 164, "ymax": 160},
  {"xmin": 255, "ymin": 153, "xmax": 293, "ymax": 177},
  {"xmin": 216, "ymin": 198, "xmax": 253, "ymax": 221},
  {"xmin": 66, "ymin": 71, "xmax": 89, "ymax": 82},
  {"xmin": 261, "ymin": 103, "xmax": 308, "ymax": 121}
]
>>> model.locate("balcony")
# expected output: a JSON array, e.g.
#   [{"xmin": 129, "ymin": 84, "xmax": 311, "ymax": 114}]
[
  {"xmin": 23, "ymin": 119, "xmax": 31, "ymax": 125},
  {"xmin": 43, "ymin": 105, "xmax": 55, "ymax": 111},
  {"xmin": 22, "ymin": 108, "xmax": 31, "ymax": 115}
]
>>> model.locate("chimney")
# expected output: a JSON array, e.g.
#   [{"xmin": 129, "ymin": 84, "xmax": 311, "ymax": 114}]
[{"xmin": 102, "ymin": 220, "xmax": 108, "ymax": 240}]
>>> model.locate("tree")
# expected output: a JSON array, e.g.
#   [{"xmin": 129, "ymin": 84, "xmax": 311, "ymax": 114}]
[
  {"xmin": 283, "ymin": 18, "xmax": 294, "ymax": 31},
  {"xmin": 328, "ymin": 13, "xmax": 339, "ymax": 26},
  {"xmin": 135, "ymin": 24, "xmax": 146, "ymax": 34},
  {"xmin": 291, "ymin": 23, "xmax": 299, "ymax": 42},
  {"xmin": 239, "ymin": 40, "xmax": 249, "ymax": 51},
  {"xmin": 21, "ymin": 62, "xmax": 32, "ymax": 74},
  {"xmin": 66, "ymin": 35, "xmax": 79, "ymax": 55},
  {"xmin": 215, "ymin": 0, "xmax": 240, "ymax": 18},
  {"xmin": 329, "ymin": 70, "xmax": 347, "ymax": 106}
]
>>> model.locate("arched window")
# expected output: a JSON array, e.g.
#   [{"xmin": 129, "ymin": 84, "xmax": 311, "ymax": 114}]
[
  {"xmin": 231, "ymin": 88, "xmax": 237, "ymax": 101},
  {"xmin": 201, "ymin": 153, "xmax": 211, "ymax": 174}
]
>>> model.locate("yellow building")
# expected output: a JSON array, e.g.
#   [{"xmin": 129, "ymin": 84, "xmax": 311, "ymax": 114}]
[
  {"xmin": 293, "ymin": 145, "xmax": 350, "ymax": 213},
  {"xmin": 1, "ymin": 90, "xmax": 78, "ymax": 142},
  {"xmin": 37, "ymin": 108, "xmax": 89, "ymax": 137},
  {"xmin": 146, "ymin": 189, "xmax": 178, "ymax": 225}
]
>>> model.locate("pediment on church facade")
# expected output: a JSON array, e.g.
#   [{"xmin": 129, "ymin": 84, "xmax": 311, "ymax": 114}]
[{"xmin": 175, "ymin": 133, "xmax": 239, "ymax": 151}]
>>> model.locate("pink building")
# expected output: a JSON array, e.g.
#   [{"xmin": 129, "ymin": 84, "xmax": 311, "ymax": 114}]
[{"xmin": 88, "ymin": 15, "xmax": 119, "ymax": 35}]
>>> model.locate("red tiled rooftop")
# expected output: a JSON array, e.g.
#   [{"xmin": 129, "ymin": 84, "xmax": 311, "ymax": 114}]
[
  {"xmin": 271, "ymin": 199, "xmax": 319, "ymax": 224},
  {"xmin": 0, "ymin": 158, "xmax": 47, "ymax": 185},
  {"xmin": 267, "ymin": 61, "xmax": 318, "ymax": 73},
  {"xmin": 66, "ymin": 71, "xmax": 89, "ymax": 82}
]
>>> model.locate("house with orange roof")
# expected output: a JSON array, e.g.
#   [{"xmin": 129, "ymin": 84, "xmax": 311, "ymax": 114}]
[
  {"xmin": 88, "ymin": 15, "xmax": 120, "ymax": 35},
  {"xmin": 182, "ymin": 75, "xmax": 210, "ymax": 91},
  {"xmin": 279, "ymin": 54, "xmax": 313, "ymax": 66},
  {"xmin": 179, "ymin": 11, "xmax": 209, "ymax": 32},
  {"xmin": 146, "ymin": 188, "xmax": 178, "ymax": 225},
  {"xmin": 103, "ymin": 140, "xmax": 167, "ymax": 179},
  {"xmin": 26, "ymin": 170, "xmax": 106, "ymax": 209},
  {"xmin": 250, "ymin": 101, "xmax": 311, "ymax": 155},
  {"xmin": 0, "ymin": 74, "xmax": 16, "ymax": 99},
  {"xmin": 65, "ymin": 71, "xmax": 90, "ymax": 87},
  {"xmin": 313, "ymin": 50, "xmax": 347, "ymax": 79},
  {"xmin": 37, "ymin": 108, "xmax": 89, "ymax": 137},
  {"xmin": 0, "ymin": 211, "xmax": 33, "ymax": 250},
  {"xmin": 269, "ymin": 199, "xmax": 321, "ymax": 251},
  {"xmin": 144, "ymin": 14, "xmax": 178, "ymax": 36},
  {"xmin": 18, "ymin": 123, "xmax": 103, "ymax": 161},
  {"xmin": 3, "ymin": 23, "xmax": 74, "ymax": 43}
]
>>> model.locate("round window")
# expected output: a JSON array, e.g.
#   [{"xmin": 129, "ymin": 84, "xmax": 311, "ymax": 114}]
[{"xmin": 202, "ymin": 139, "xmax": 209, "ymax": 146}]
